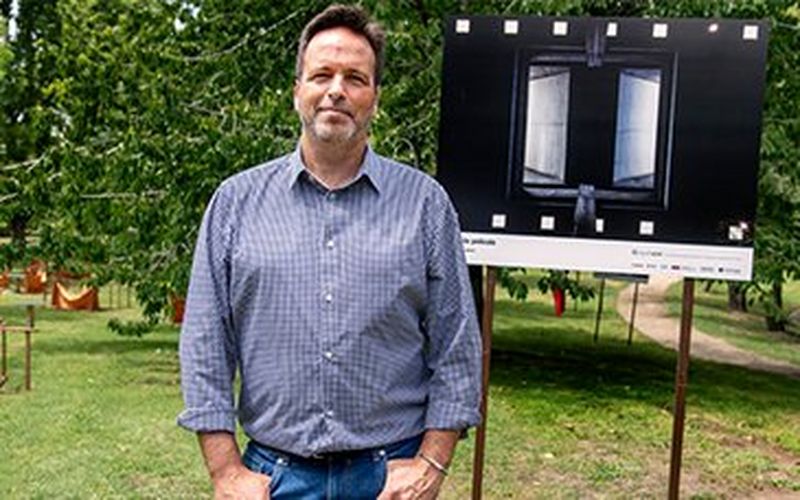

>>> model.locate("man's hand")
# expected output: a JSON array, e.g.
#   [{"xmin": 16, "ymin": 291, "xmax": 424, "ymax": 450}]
[
  {"xmin": 198, "ymin": 432, "xmax": 270, "ymax": 500},
  {"xmin": 377, "ymin": 456, "xmax": 445, "ymax": 500},
  {"xmin": 212, "ymin": 463, "xmax": 271, "ymax": 500}
]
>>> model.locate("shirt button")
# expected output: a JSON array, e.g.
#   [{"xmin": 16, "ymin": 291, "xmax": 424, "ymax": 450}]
[
  {"xmin": 324, "ymin": 351, "xmax": 334, "ymax": 360},
  {"xmin": 324, "ymin": 410, "xmax": 334, "ymax": 418},
  {"xmin": 324, "ymin": 293, "xmax": 333, "ymax": 303},
  {"xmin": 328, "ymin": 193, "xmax": 337, "ymax": 201},
  {"xmin": 326, "ymin": 239, "xmax": 334, "ymax": 249}
]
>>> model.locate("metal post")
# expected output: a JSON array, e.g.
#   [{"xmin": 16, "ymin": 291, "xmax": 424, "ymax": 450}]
[
  {"xmin": 24, "ymin": 305, "xmax": 34, "ymax": 391},
  {"xmin": 1, "ymin": 320, "xmax": 7, "ymax": 387},
  {"xmin": 627, "ymin": 282, "xmax": 640, "ymax": 345},
  {"xmin": 24, "ymin": 328, "xmax": 31, "ymax": 391},
  {"xmin": 472, "ymin": 266, "xmax": 497, "ymax": 500},
  {"xmin": 593, "ymin": 278, "xmax": 606, "ymax": 343},
  {"xmin": 668, "ymin": 278, "xmax": 695, "ymax": 499}
]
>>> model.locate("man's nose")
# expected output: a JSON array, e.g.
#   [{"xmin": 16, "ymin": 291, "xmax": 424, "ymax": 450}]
[{"xmin": 326, "ymin": 75, "xmax": 346, "ymax": 101}]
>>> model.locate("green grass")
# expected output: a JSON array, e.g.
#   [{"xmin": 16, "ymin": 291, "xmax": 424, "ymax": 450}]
[
  {"xmin": 664, "ymin": 280, "xmax": 800, "ymax": 367},
  {"xmin": 1, "ymin": 278, "xmax": 799, "ymax": 499}
]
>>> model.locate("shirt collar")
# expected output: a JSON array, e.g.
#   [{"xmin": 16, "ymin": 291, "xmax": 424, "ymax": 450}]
[{"xmin": 287, "ymin": 144, "xmax": 383, "ymax": 194}]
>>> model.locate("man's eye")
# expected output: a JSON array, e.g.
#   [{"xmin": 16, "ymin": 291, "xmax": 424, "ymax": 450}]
[
  {"xmin": 348, "ymin": 74, "xmax": 368, "ymax": 85},
  {"xmin": 310, "ymin": 74, "xmax": 330, "ymax": 81}
]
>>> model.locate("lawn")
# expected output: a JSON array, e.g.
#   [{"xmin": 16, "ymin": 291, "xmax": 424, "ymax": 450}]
[
  {"xmin": 1, "ymin": 277, "xmax": 799, "ymax": 499},
  {"xmin": 664, "ymin": 280, "xmax": 800, "ymax": 368}
]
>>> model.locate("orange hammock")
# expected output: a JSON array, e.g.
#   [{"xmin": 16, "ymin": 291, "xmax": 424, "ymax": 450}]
[
  {"xmin": 51, "ymin": 282, "xmax": 99, "ymax": 311},
  {"xmin": 24, "ymin": 262, "xmax": 47, "ymax": 294}
]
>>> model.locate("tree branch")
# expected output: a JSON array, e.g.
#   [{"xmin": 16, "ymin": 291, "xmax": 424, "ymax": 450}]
[
  {"xmin": 0, "ymin": 156, "xmax": 44, "ymax": 172},
  {"xmin": 79, "ymin": 190, "xmax": 167, "ymax": 200},
  {"xmin": 169, "ymin": 9, "xmax": 304, "ymax": 63}
]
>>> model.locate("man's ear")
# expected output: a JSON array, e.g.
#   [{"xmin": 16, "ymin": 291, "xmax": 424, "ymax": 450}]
[
  {"xmin": 293, "ymin": 80, "xmax": 300, "ymax": 111},
  {"xmin": 372, "ymin": 86, "xmax": 381, "ymax": 114}
]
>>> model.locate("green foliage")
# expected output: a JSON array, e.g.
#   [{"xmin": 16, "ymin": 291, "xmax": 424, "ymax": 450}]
[
  {"xmin": 536, "ymin": 270, "xmax": 596, "ymax": 302},
  {"xmin": 497, "ymin": 268, "xmax": 595, "ymax": 305},
  {"xmin": 0, "ymin": 0, "xmax": 798, "ymax": 326},
  {"xmin": 497, "ymin": 267, "xmax": 530, "ymax": 301},
  {"xmin": 107, "ymin": 317, "xmax": 155, "ymax": 337},
  {"xmin": 0, "ymin": 19, "xmax": 11, "ymax": 81}
]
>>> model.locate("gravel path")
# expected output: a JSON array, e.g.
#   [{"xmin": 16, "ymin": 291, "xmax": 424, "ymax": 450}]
[{"xmin": 615, "ymin": 275, "xmax": 800, "ymax": 379}]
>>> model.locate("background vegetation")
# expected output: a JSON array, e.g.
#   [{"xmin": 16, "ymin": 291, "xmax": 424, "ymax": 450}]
[{"xmin": 0, "ymin": 0, "xmax": 798, "ymax": 328}]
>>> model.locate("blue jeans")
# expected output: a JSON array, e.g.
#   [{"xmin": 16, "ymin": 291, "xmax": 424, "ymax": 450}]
[{"xmin": 242, "ymin": 434, "xmax": 423, "ymax": 499}]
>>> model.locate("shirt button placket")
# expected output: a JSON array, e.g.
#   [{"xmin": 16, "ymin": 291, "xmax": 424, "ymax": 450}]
[{"xmin": 320, "ymin": 190, "xmax": 338, "ymax": 434}]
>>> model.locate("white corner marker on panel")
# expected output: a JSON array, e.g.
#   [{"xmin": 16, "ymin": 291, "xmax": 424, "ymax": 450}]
[
  {"xmin": 606, "ymin": 22, "xmax": 618, "ymax": 37},
  {"xmin": 639, "ymin": 221, "xmax": 655, "ymax": 236},
  {"xmin": 652, "ymin": 23, "xmax": 668, "ymax": 39},
  {"xmin": 504, "ymin": 20, "xmax": 519, "ymax": 35},
  {"xmin": 743, "ymin": 25, "xmax": 759, "ymax": 41},
  {"xmin": 455, "ymin": 19, "xmax": 470, "ymax": 34},
  {"xmin": 595, "ymin": 219, "xmax": 605, "ymax": 233},
  {"xmin": 492, "ymin": 214, "xmax": 507, "ymax": 229},
  {"xmin": 540, "ymin": 216, "xmax": 556, "ymax": 231},
  {"xmin": 553, "ymin": 21, "xmax": 568, "ymax": 36}
]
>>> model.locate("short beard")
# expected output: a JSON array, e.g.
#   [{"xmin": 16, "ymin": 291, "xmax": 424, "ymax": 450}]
[{"xmin": 301, "ymin": 111, "xmax": 370, "ymax": 144}]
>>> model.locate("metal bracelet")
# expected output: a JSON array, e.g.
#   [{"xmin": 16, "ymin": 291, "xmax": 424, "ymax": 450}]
[{"xmin": 418, "ymin": 452, "xmax": 449, "ymax": 476}]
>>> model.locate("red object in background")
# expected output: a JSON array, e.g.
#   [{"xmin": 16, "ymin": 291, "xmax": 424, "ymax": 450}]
[
  {"xmin": 552, "ymin": 288, "xmax": 566, "ymax": 317},
  {"xmin": 24, "ymin": 261, "xmax": 47, "ymax": 294},
  {"xmin": 51, "ymin": 282, "xmax": 100, "ymax": 311},
  {"xmin": 171, "ymin": 295, "xmax": 186, "ymax": 324}
]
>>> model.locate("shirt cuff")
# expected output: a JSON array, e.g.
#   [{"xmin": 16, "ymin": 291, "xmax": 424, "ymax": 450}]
[
  {"xmin": 425, "ymin": 400, "xmax": 482, "ymax": 431},
  {"xmin": 177, "ymin": 407, "xmax": 237, "ymax": 434}
]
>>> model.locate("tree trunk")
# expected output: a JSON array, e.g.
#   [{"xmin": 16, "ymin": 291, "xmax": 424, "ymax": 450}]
[
  {"xmin": 727, "ymin": 282, "xmax": 747, "ymax": 312},
  {"xmin": 765, "ymin": 281, "xmax": 785, "ymax": 332},
  {"xmin": 9, "ymin": 212, "xmax": 29, "ymax": 255}
]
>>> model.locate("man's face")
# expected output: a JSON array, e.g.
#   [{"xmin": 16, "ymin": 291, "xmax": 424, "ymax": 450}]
[{"xmin": 294, "ymin": 27, "xmax": 379, "ymax": 144}]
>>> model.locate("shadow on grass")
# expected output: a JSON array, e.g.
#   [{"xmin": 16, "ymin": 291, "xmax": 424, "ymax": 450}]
[
  {"xmin": 35, "ymin": 337, "xmax": 177, "ymax": 356},
  {"xmin": 490, "ymin": 331, "xmax": 800, "ymax": 415},
  {"xmin": 491, "ymin": 300, "xmax": 800, "ymax": 415},
  {"xmin": 0, "ymin": 306, "xmax": 107, "ymax": 324}
]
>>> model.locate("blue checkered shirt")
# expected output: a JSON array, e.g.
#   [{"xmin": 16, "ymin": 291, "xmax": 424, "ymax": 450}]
[{"xmin": 177, "ymin": 146, "xmax": 482, "ymax": 457}]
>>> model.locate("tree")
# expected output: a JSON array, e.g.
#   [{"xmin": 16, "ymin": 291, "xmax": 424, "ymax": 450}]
[
  {"xmin": 1, "ymin": 0, "xmax": 797, "ymax": 331},
  {"xmin": 0, "ymin": 0, "xmax": 62, "ymax": 265}
]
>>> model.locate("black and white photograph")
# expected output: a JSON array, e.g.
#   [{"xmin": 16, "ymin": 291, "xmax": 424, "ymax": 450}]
[{"xmin": 437, "ymin": 16, "xmax": 769, "ymax": 279}]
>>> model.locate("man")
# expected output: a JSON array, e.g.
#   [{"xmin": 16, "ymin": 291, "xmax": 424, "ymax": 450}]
[{"xmin": 178, "ymin": 5, "xmax": 481, "ymax": 499}]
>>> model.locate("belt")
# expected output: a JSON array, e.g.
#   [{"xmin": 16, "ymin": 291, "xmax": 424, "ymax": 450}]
[{"xmin": 251, "ymin": 433, "xmax": 423, "ymax": 464}]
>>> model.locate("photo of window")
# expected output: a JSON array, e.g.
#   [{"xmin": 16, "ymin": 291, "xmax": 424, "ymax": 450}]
[
  {"xmin": 613, "ymin": 68, "xmax": 661, "ymax": 189},
  {"xmin": 523, "ymin": 66, "xmax": 570, "ymax": 185},
  {"xmin": 511, "ymin": 49, "xmax": 675, "ymax": 209}
]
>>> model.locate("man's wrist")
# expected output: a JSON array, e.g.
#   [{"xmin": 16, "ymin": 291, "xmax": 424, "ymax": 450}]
[
  {"xmin": 210, "ymin": 461, "xmax": 246, "ymax": 483},
  {"xmin": 418, "ymin": 429, "xmax": 459, "ymax": 471},
  {"xmin": 418, "ymin": 452, "xmax": 449, "ymax": 476}
]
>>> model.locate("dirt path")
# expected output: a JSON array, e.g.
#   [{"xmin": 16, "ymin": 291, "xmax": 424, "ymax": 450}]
[{"xmin": 616, "ymin": 275, "xmax": 800, "ymax": 379}]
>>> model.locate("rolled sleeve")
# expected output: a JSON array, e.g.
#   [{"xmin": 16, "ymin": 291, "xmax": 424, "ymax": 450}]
[
  {"xmin": 177, "ymin": 184, "xmax": 239, "ymax": 434},
  {"xmin": 423, "ymin": 185, "xmax": 483, "ymax": 431}
]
